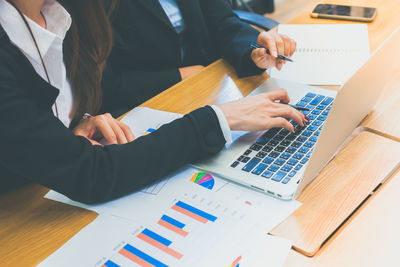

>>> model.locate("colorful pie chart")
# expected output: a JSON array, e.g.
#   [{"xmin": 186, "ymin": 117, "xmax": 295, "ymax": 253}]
[{"xmin": 190, "ymin": 172, "xmax": 215, "ymax": 190}]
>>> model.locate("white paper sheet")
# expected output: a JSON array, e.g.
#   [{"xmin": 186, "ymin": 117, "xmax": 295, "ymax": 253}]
[
  {"xmin": 44, "ymin": 105, "xmax": 300, "ymax": 266},
  {"xmin": 45, "ymin": 104, "xmax": 302, "ymax": 266},
  {"xmin": 270, "ymin": 24, "xmax": 370, "ymax": 85},
  {"xmin": 120, "ymin": 107, "xmax": 183, "ymax": 137},
  {"xmin": 46, "ymin": 105, "xmax": 301, "ymax": 235},
  {"xmin": 45, "ymin": 167, "xmax": 301, "ymax": 233},
  {"xmin": 37, "ymin": 214, "xmax": 292, "ymax": 267}
]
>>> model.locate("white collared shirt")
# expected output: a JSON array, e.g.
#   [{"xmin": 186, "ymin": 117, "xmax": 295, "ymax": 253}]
[
  {"xmin": 158, "ymin": 0, "xmax": 185, "ymax": 34},
  {"xmin": 0, "ymin": 0, "xmax": 73, "ymax": 127},
  {"xmin": 0, "ymin": 0, "xmax": 232, "ymax": 143}
]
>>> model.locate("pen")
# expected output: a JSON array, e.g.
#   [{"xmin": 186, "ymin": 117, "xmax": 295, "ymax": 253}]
[
  {"xmin": 250, "ymin": 43, "xmax": 294, "ymax": 62},
  {"xmin": 288, "ymin": 104, "xmax": 310, "ymax": 111}
]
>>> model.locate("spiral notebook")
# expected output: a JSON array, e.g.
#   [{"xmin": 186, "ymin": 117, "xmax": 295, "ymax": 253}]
[{"xmin": 270, "ymin": 24, "xmax": 370, "ymax": 85}]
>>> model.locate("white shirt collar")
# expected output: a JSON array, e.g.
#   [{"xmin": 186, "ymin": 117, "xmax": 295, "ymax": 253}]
[
  {"xmin": 0, "ymin": 0, "xmax": 74, "ymax": 127},
  {"xmin": 0, "ymin": 0, "xmax": 71, "ymax": 63}
]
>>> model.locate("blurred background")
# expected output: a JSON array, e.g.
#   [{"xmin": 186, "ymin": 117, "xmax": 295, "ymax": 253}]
[{"xmin": 231, "ymin": 0, "xmax": 325, "ymax": 23}]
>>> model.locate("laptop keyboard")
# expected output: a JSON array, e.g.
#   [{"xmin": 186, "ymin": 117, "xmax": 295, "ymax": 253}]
[{"xmin": 230, "ymin": 92, "xmax": 334, "ymax": 185}]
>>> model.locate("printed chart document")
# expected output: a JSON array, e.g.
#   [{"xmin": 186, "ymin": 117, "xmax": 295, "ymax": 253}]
[
  {"xmin": 270, "ymin": 24, "xmax": 370, "ymax": 85},
  {"xmin": 45, "ymin": 167, "xmax": 301, "ymax": 234},
  {"xmin": 44, "ymin": 107, "xmax": 299, "ymax": 266},
  {"xmin": 37, "ymin": 214, "xmax": 292, "ymax": 267},
  {"xmin": 46, "ymin": 108, "xmax": 301, "ymax": 230},
  {"xmin": 120, "ymin": 107, "xmax": 183, "ymax": 138}
]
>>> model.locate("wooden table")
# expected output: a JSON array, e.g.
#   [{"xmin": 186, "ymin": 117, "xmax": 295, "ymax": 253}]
[
  {"xmin": 280, "ymin": 0, "xmax": 400, "ymax": 265},
  {"xmin": 285, "ymin": 167, "xmax": 400, "ymax": 267},
  {"xmin": 1, "ymin": 0, "xmax": 400, "ymax": 266}
]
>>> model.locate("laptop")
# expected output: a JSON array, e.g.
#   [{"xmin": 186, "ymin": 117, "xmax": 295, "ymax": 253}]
[{"xmin": 194, "ymin": 26, "xmax": 400, "ymax": 200}]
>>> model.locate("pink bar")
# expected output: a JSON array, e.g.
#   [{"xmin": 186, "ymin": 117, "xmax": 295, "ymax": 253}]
[
  {"xmin": 137, "ymin": 233, "xmax": 183, "ymax": 259},
  {"xmin": 158, "ymin": 219, "xmax": 188, "ymax": 237},
  {"xmin": 172, "ymin": 205, "xmax": 208, "ymax": 223},
  {"xmin": 232, "ymin": 256, "xmax": 242, "ymax": 267},
  {"xmin": 119, "ymin": 248, "xmax": 153, "ymax": 267}
]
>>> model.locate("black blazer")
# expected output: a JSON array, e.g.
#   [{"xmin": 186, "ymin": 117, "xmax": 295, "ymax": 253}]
[
  {"xmin": 0, "ymin": 25, "xmax": 225, "ymax": 203},
  {"xmin": 101, "ymin": 0, "xmax": 264, "ymax": 116}
]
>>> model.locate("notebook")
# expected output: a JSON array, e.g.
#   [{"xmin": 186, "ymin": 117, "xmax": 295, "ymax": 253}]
[{"xmin": 270, "ymin": 24, "xmax": 370, "ymax": 85}]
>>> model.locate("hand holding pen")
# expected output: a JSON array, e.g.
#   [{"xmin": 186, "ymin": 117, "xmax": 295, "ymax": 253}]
[
  {"xmin": 250, "ymin": 31, "xmax": 296, "ymax": 70},
  {"xmin": 250, "ymin": 43, "xmax": 293, "ymax": 62}
]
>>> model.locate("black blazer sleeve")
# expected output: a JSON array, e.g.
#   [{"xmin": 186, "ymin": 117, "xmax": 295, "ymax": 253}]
[
  {"xmin": 101, "ymin": 59, "xmax": 182, "ymax": 115},
  {"xmin": 0, "ymin": 49, "xmax": 225, "ymax": 204},
  {"xmin": 200, "ymin": 0, "xmax": 266, "ymax": 77}
]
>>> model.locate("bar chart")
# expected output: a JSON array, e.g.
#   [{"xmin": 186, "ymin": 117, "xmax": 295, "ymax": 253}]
[
  {"xmin": 229, "ymin": 256, "xmax": 242, "ymax": 267},
  {"xmin": 137, "ymin": 229, "xmax": 183, "ymax": 259},
  {"xmin": 143, "ymin": 128, "xmax": 156, "ymax": 135},
  {"xmin": 158, "ymin": 215, "xmax": 188, "ymax": 237},
  {"xmin": 100, "ymin": 199, "xmax": 220, "ymax": 266},
  {"xmin": 40, "ymin": 184, "xmax": 290, "ymax": 267},
  {"xmin": 171, "ymin": 201, "xmax": 218, "ymax": 223},
  {"xmin": 102, "ymin": 260, "xmax": 119, "ymax": 267},
  {"xmin": 119, "ymin": 243, "xmax": 168, "ymax": 267}
]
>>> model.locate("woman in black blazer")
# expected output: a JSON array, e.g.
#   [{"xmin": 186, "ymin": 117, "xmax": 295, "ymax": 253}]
[
  {"xmin": 0, "ymin": 0, "xmax": 305, "ymax": 204},
  {"xmin": 101, "ymin": 0, "xmax": 296, "ymax": 116}
]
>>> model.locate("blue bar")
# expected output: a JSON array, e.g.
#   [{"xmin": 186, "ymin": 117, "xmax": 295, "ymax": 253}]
[
  {"xmin": 147, "ymin": 128, "xmax": 156, "ymax": 133},
  {"xmin": 142, "ymin": 228, "xmax": 172, "ymax": 246},
  {"xmin": 175, "ymin": 201, "xmax": 217, "ymax": 222},
  {"xmin": 103, "ymin": 260, "xmax": 120, "ymax": 267},
  {"xmin": 123, "ymin": 244, "xmax": 168, "ymax": 267},
  {"xmin": 161, "ymin": 215, "xmax": 185, "ymax": 229}
]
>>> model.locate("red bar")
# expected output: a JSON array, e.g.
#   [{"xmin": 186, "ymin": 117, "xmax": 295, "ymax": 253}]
[
  {"xmin": 119, "ymin": 248, "xmax": 153, "ymax": 267},
  {"xmin": 158, "ymin": 219, "xmax": 188, "ymax": 237},
  {"xmin": 137, "ymin": 233, "xmax": 183, "ymax": 259},
  {"xmin": 232, "ymin": 256, "xmax": 242, "ymax": 267},
  {"xmin": 171, "ymin": 205, "xmax": 208, "ymax": 223}
]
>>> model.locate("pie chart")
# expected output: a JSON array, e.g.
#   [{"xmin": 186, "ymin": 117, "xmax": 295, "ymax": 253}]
[{"xmin": 190, "ymin": 172, "xmax": 215, "ymax": 190}]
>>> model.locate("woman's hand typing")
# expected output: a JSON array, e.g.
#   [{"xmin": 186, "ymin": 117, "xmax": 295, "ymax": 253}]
[{"xmin": 218, "ymin": 89, "xmax": 307, "ymax": 133}]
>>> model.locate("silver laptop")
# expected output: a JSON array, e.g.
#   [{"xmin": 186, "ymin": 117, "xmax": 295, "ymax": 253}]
[{"xmin": 194, "ymin": 26, "xmax": 400, "ymax": 200}]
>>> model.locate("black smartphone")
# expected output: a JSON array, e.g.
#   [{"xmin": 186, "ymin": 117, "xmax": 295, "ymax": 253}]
[{"xmin": 310, "ymin": 3, "xmax": 377, "ymax": 22}]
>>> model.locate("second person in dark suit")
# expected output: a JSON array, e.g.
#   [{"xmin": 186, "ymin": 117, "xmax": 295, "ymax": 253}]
[
  {"xmin": 101, "ymin": 0, "xmax": 296, "ymax": 116},
  {"xmin": 0, "ymin": 0, "xmax": 304, "ymax": 203}
]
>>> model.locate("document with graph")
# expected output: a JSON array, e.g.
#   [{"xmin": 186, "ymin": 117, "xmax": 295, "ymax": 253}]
[
  {"xmin": 37, "ymin": 213, "xmax": 292, "ymax": 267},
  {"xmin": 42, "ymin": 106, "xmax": 299, "ymax": 266},
  {"xmin": 270, "ymin": 24, "xmax": 370, "ymax": 85},
  {"xmin": 45, "ymin": 167, "xmax": 300, "ymax": 232}
]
